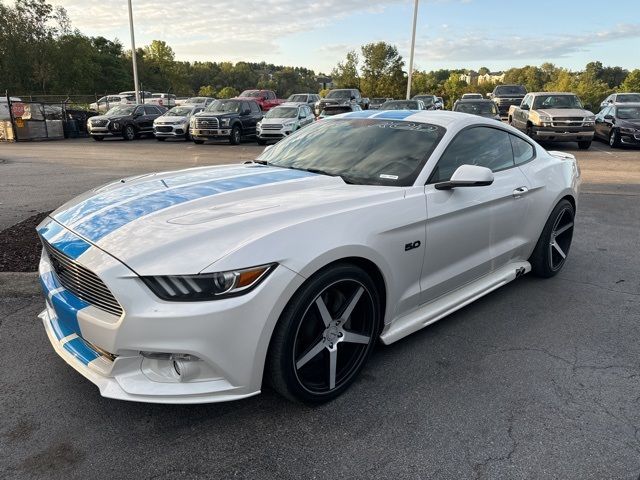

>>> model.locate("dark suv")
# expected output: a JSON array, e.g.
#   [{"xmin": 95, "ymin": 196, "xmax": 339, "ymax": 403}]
[
  {"xmin": 190, "ymin": 99, "xmax": 263, "ymax": 145},
  {"xmin": 87, "ymin": 104, "xmax": 166, "ymax": 141},
  {"xmin": 489, "ymin": 84, "xmax": 527, "ymax": 117}
]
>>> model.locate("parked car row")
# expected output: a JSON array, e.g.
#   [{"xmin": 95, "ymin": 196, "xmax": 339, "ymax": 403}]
[{"xmin": 90, "ymin": 91, "xmax": 178, "ymax": 112}]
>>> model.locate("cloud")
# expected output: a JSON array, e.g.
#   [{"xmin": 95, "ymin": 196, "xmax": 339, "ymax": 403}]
[{"xmin": 412, "ymin": 23, "xmax": 640, "ymax": 62}]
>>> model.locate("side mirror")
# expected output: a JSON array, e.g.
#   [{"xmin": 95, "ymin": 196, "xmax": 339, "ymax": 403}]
[
  {"xmin": 520, "ymin": 104, "xmax": 529, "ymax": 111},
  {"xmin": 435, "ymin": 165, "xmax": 494, "ymax": 190},
  {"xmin": 350, "ymin": 95, "xmax": 356, "ymax": 100},
  {"xmin": 604, "ymin": 114, "xmax": 614, "ymax": 120}
]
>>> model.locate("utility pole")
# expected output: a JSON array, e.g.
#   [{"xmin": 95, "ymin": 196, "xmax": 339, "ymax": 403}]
[
  {"xmin": 406, "ymin": 0, "xmax": 419, "ymax": 100},
  {"xmin": 128, "ymin": 0, "xmax": 140, "ymax": 104}
]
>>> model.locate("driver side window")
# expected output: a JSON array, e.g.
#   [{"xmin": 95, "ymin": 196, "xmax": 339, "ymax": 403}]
[{"xmin": 429, "ymin": 127, "xmax": 514, "ymax": 183}]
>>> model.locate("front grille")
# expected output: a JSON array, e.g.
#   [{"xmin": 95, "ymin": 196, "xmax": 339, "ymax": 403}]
[
  {"xmin": 43, "ymin": 242, "xmax": 123, "ymax": 317},
  {"xmin": 551, "ymin": 118, "xmax": 584, "ymax": 127},
  {"xmin": 195, "ymin": 117, "xmax": 219, "ymax": 129},
  {"xmin": 156, "ymin": 126, "xmax": 173, "ymax": 133},
  {"xmin": 261, "ymin": 124, "xmax": 283, "ymax": 130},
  {"xmin": 91, "ymin": 119, "xmax": 108, "ymax": 127}
]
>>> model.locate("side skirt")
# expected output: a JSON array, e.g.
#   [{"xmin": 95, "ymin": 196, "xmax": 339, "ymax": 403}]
[{"xmin": 380, "ymin": 261, "xmax": 531, "ymax": 345}]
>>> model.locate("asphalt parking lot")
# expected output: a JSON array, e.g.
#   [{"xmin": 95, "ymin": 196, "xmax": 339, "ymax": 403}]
[{"xmin": 1, "ymin": 137, "xmax": 640, "ymax": 479}]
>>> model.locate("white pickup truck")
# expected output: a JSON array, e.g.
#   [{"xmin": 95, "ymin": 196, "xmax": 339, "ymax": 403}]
[{"xmin": 508, "ymin": 92, "xmax": 595, "ymax": 150}]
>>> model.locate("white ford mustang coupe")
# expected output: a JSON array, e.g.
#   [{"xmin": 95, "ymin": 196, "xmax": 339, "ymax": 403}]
[{"xmin": 37, "ymin": 110, "xmax": 580, "ymax": 404}]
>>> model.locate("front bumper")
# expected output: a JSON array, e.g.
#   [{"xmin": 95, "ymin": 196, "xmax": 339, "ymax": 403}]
[
  {"xmin": 37, "ymin": 236, "xmax": 305, "ymax": 403},
  {"xmin": 154, "ymin": 124, "xmax": 188, "ymax": 137},
  {"xmin": 88, "ymin": 126, "xmax": 121, "ymax": 138},
  {"xmin": 620, "ymin": 130, "xmax": 640, "ymax": 145},
  {"xmin": 530, "ymin": 126, "xmax": 595, "ymax": 142},
  {"xmin": 257, "ymin": 126, "xmax": 293, "ymax": 140},
  {"xmin": 190, "ymin": 128, "xmax": 231, "ymax": 139}
]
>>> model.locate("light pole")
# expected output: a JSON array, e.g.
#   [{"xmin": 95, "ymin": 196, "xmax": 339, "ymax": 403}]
[
  {"xmin": 406, "ymin": 0, "xmax": 419, "ymax": 100},
  {"xmin": 127, "ymin": 0, "xmax": 140, "ymax": 104}
]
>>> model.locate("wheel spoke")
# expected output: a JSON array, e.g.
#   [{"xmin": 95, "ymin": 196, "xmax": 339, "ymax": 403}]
[
  {"xmin": 552, "ymin": 241, "xmax": 566, "ymax": 259},
  {"xmin": 339, "ymin": 286, "xmax": 364, "ymax": 322},
  {"xmin": 342, "ymin": 330, "xmax": 370, "ymax": 345},
  {"xmin": 555, "ymin": 222, "xmax": 573, "ymax": 236},
  {"xmin": 329, "ymin": 347, "xmax": 337, "ymax": 389},
  {"xmin": 315, "ymin": 297, "xmax": 333, "ymax": 327},
  {"xmin": 296, "ymin": 340, "xmax": 325, "ymax": 370}
]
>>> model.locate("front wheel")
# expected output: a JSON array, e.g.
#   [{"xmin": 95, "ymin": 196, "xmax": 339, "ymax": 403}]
[
  {"xmin": 267, "ymin": 264, "xmax": 381, "ymax": 404},
  {"xmin": 92, "ymin": 136, "xmax": 104, "ymax": 141},
  {"xmin": 193, "ymin": 139, "xmax": 204, "ymax": 145},
  {"xmin": 155, "ymin": 137, "xmax": 166, "ymax": 141},
  {"xmin": 609, "ymin": 129, "xmax": 620, "ymax": 148},
  {"xmin": 123, "ymin": 125, "xmax": 136, "ymax": 141},
  {"xmin": 578, "ymin": 140, "xmax": 592, "ymax": 150},
  {"xmin": 229, "ymin": 125, "xmax": 242, "ymax": 145},
  {"xmin": 529, "ymin": 199, "xmax": 575, "ymax": 278}
]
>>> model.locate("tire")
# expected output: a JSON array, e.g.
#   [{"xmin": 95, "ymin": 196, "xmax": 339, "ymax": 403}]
[
  {"xmin": 526, "ymin": 124, "xmax": 534, "ymax": 139},
  {"xmin": 230, "ymin": 125, "xmax": 242, "ymax": 145},
  {"xmin": 123, "ymin": 125, "xmax": 136, "ymax": 141},
  {"xmin": 508, "ymin": 116, "xmax": 513, "ymax": 125},
  {"xmin": 609, "ymin": 129, "xmax": 620, "ymax": 148},
  {"xmin": 529, "ymin": 199, "xmax": 575, "ymax": 278},
  {"xmin": 257, "ymin": 138, "xmax": 267, "ymax": 146},
  {"xmin": 156, "ymin": 137, "xmax": 166, "ymax": 141},
  {"xmin": 193, "ymin": 139, "xmax": 204, "ymax": 145},
  {"xmin": 267, "ymin": 263, "xmax": 381, "ymax": 404},
  {"xmin": 578, "ymin": 140, "xmax": 592, "ymax": 150},
  {"xmin": 92, "ymin": 136, "xmax": 104, "ymax": 141}
]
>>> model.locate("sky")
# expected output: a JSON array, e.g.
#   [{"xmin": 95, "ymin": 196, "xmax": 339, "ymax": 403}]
[{"xmin": 48, "ymin": 0, "xmax": 640, "ymax": 74}]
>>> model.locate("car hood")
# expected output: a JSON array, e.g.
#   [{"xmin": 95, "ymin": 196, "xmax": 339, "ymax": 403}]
[
  {"xmin": 537, "ymin": 108, "xmax": 592, "ymax": 118},
  {"xmin": 155, "ymin": 115, "xmax": 188, "ymax": 123},
  {"xmin": 48, "ymin": 164, "xmax": 402, "ymax": 275},
  {"xmin": 194, "ymin": 112, "xmax": 236, "ymax": 118},
  {"xmin": 261, "ymin": 117, "xmax": 294, "ymax": 124},
  {"xmin": 618, "ymin": 119, "xmax": 640, "ymax": 128}
]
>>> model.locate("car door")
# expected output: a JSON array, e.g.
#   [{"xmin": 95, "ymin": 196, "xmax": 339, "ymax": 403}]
[
  {"xmin": 602, "ymin": 106, "xmax": 615, "ymax": 139},
  {"xmin": 595, "ymin": 106, "xmax": 610, "ymax": 139},
  {"xmin": 241, "ymin": 101, "xmax": 257, "ymax": 136},
  {"xmin": 132, "ymin": 106, "xmax": 145, "ymax": 130},
  {"xmin": 513, "ymin": 95, "xmax": 530, "ymax": 130},
  {"xmin": 420, "ymin": 126, "xmax": 530, "ymax": 303},
  {"xmin": 299, "ymin": 106, "xmax": 313, "ymax": 127},
  {"xmin": 141, "ymin": 106, "xmax": 158, "ymax": 131}
]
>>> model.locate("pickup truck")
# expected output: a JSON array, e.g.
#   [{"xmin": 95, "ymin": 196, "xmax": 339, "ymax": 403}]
[
  {"xmin": 190, "ymin": 99, "xmax": 263, "ymax": 145},
  {"xmin": 488, "ymin": 84, "xmax": 527, "ymax": 117},
  {"xmin": 316, "ymin": 89, "xmax": 370, "ymax": 114},
  {"xmin": 508, "ymin": 92, "xmax": 595, "ymax": 149},
  {"xmin": 235, "ymin": 90, "xmax": 284, "ymax": 111}
]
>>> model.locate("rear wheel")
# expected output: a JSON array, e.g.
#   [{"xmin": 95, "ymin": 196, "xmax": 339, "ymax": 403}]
[
  {"xmin": 609, "ymin": 129, "xmax": 620, "ymax": 148},
  {"xmin": 230, "ymin": 125, "xmax": 242, "ymax": 145},
  {"xmin": 267, "ymin": 264, "xmax": 381, "ymax": 404},
  {"xmin": 578, "ymin": 140, "xmax": 592, "ymax": 150},
  {"xmin": 529, "ymin": 199, "xmax": 575, "ymax": 278}
]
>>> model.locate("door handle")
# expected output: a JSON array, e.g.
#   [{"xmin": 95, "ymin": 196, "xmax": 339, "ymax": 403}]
[{"xmin": 512, "ymin": 186, "xmax": 529, "ymax": 198}]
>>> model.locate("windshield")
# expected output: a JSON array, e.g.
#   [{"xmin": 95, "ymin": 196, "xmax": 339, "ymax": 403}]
[
  {"xmin": 205, "ymin": 100, "xmax": 240, "ymax": 113},
  {"xmin": 463, "ymin": 94, "xmax": 483, "ymax": 99},
  {"xmin": 533, "ymin": 95, "xmax": 583, "ymax": 109},
  {"xmin": 617, "ymin": 106, "xmax": 640, "ymax": 120},
  {"xmin": 494, "ymin": 85, "xmax": 527, "ymax": 95},
  {"xmin": 617, "ymin": 94, "xmax": 640, "ymax": 103},
  {"xmin": 288, "ymin": 94, "xmax": 308, "ymax": 102},
  {"xmin": 326, "ymin": 90, "xmax": 352, "ymax": 99},
  {"xmin": 185, "ymin": 97, "xmax": 207, "ymax": 104},
  {"xmin": 413, "ymin": 95, "xmax": 434, "ymax": 105},
  {"xmin": 372, "ymin": 98, "xmax": 387, "ymax": 103},
  {"xmin": 382, "ymin": 101, "xmax": 419, "ymax": 110},
  {"xmin": 106, "ymin": 105, "xmax": 136, "ymax": 116},
  {"xmin": 165, "ymin": 106, "xmax": 193, "ymax": 116},
  {"xmin": 257, "ymin": 119, "xmax": 445, "ymax": 186},
  {"xmin": 265, "ymin": 107, "xmax": 298, "ymax": 119},
  {"xmin": 239, "ymin": 90, "xmax": 261, "ymax": 98},
  {"xmin": 454, "ymin": 102, "xmax": 498, "ymax": 116}
]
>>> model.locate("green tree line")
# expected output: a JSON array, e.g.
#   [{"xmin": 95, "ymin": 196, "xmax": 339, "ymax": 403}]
[{"xmin": 2, "ymin": 0, "xmax": 639, "ymax": 109}]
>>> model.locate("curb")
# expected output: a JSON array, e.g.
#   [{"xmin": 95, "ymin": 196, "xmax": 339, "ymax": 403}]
[{"xmin": 0, "ymin": 272, "xmax": 40, "ymax": 297}]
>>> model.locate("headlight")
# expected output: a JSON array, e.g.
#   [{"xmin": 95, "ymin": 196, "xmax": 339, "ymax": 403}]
[
  {"xmin": 584, "ymin": 116, "xmax": 596, "ymax": 122},
  {"xmin": 620, "ymin": 126, "xmax": 636, "ymax": 133},
  {"xmin": 257, "ymin": 121, "xmax": 262, "ymax": 128},
  {"xmin": 283, "ymin": 121, "xmax": 295, "ymax": 127},
  {"xmin": 112, "ymin": 122, "xmax": 120, "ymax": 130},
  {"xmin": 141, "ymin": 264, "xmax": 276, "ymax": 301},
  {"xmin": 539, "ymin": 115, "xmax": 552, "ymax": 123},
  {"xmin": 221, "ymin": 118, "xmax": 230, "ymax": 127}
]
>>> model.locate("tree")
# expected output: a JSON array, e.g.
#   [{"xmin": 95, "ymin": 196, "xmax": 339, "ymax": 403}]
[
  {"xmin": 217, "ymin": 86, "xmax": 239, "ymax": 98},
  {"xmin": 621, "ymin": 70, "xmax": 640, "ymax": 92},
  {"xmin": 360, "ymin": 42, "xmax": 405, "ymax": 98},
  {"xmin": 442, "ymin": 73, "xmax": 467, "ymax": 108},
  {"xmin": 198, "ymin": 85, "xmax": 216, "ymax": 97},
  {"xmin": 331, "ymin": 50, "xmax": 359, "ymax": 89},
  {"xmin": 478, "ymin": 67, "xmax": 490, "ymax": 75}
]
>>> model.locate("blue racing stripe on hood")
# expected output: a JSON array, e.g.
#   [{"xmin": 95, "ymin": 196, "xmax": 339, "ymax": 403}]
[
  {"xmin": 53, "ymin": 165, "xmax": 278, "ymax": 226},
  {"xmin": 72, "ymin": 168, "xmax": 317, "ymax": 242},
  {"xmin": 38, "ymin": 219, "xmax": 92, "ymax": 260}
]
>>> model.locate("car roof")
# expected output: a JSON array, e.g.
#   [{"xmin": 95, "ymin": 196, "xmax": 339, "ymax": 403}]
[
  {"xmin": 529, "ymin": 92, "xmax": 577, "ymax": 96},
  {"xmin": 279, "ymin": 102, "xmax": 305, "ymax": 107},
  {"xmin": 456, "ymin": 99, "xmax": 494, "ymax": 103}
]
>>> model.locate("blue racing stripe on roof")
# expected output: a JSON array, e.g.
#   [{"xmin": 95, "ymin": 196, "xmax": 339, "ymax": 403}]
[
  {"xmin": 53, "ymin": 165, "xmax": 277, "ymax": 226},
  {"xmin": 63, "ymin": 337, "xmax": 101, "ymax": 365},
  {"xmin": 371, "ymin": 110, "xmax": 418, "ymax": 120},
  {"xmin": 73, "ymin": 168, "xmax": 316, "ymax": 242}
]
